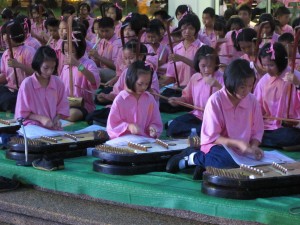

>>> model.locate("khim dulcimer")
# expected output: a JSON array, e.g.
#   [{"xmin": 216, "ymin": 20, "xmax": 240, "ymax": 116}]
[
  {"xmin": 202, "ymin": 162, "xmax": 300, "ymax": 199},
  {"xmin": 6, "ymin": 130, "xmax": 109, "ymax": 163},
  {"xmin": 92, "ymin": 138, "xmax": 190, "ymax": 175}
]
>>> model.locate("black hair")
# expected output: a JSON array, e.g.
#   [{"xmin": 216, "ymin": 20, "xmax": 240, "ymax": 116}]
[
  {"xmin": 1, "ymin": 20, "xmax": 25, "ymax": 43},
  {"xmin": 238, "ymin": 5, "xmax": 252, "ymax": 15},
  {"xmin": 123, "ymin": 40, "xmax": 148, "ymax": 61},
  {"xmin": 61, "ymin": 4, "xmax": 76, "ymax": 15},
  {"xmin": 15, "ymin": 14, "xmax": 31, "ymax": 34},
  {"xmin": 140, "ymin": 14, "xmax": 150, "ymax": 29},
  {"xmin": 224, "ymin": 8, "xmax": 237, "ymax": 22},
  {"xmin": 175, "ymin": 5, "xmax": 191, "ymax": 17},
  {"xmin": 278, "ymin": 32, "xmax": 294, "ymax": 43},
  {"xmin": 107, "ymin": 3, "xmax": 123, "ymax": 21},
  {"xmin": 30, "ymin": 4, "xmax": 45, "ymax": 17},
  {"xmin": 153, "ymin": 10, "xmax": 171, "ymax": 21},
  {"xmin": 193, "ymin": 45, "xmax": 220, "ymax": 72},
  {"xmin": 226, "ymin": 16, "xmax": 245, "ymax": 31},
  {"xmin": 171, "ymin": 27, "xmax": 182, "ymax": 38},
  {"xmin": 274, "ymin": 6, "xmax": 291, "ymax": 17},
  {"xmin": 224, "ymin": 58, "xmax": 255, "ymax": 96},
  {"xmin": 235, "ymin": 28, "xmax": 257, "ymax": 51},
  {"xmin": 32, "ymin": 46, "xmax": 58, "ymax": 75},
  {"xmin": 44, "ymin": 8, "xmax": 55, "ymax": 19},
  {"xmin": 45, "ymin": 17, "xmax": 59, "ymax": 30},
  {"xmin": 98, "ymin": 17, "xmax": 114, "ymax": 28},
  {"xmin": 74, "ymin": 22, "xmax": 87, "ymax": 38},
  {"xmin": 203, "ymin": 7, "xmax": 215, "ymax": 18},
  {"xmin": 92, "ymin": 18, "xmax": 101, "ymax": 33},
  {"xmin": 122, "ymin": 13, "xmax": 143, "ymax": 36},
  {"xmin": 1, "ymin": 8, "xmax": 13, "ymax": 19},
  {"xmin": 146, "ymin": 19, "xmax": 164, "ymax": 36},
  {"xmin": 62, "ymin": 32, "xmax": 86, "ymax": 59},
  {"xmin": 258, "ymin": 13, "xmax": 276, "ymax": 33},
  {"xmin": 214, "ymin": 17, "xmax": 227, "ymax": 33},
  {"xmin": 292, "ymin": 17, "xmax": 300, "ymax": 31},
  {"xmin": 178, "ymin": 13, "xmax": 201, "ymax": 35},
  {"xmin": 259, "ymin": 42, "xmax": 288, "ymax": 73},
  {"xmin": 125, "ymin": 60, "xmax": 153, "ymax": 93},
  {"xmin": 78, "ymin": 2, "xmax": 91, "ymax": 13}
]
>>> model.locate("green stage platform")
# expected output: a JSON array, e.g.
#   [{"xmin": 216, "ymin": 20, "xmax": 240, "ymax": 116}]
[{"xmin": 1, "ymin": 112, "xmax": 300, "ymax": 224}]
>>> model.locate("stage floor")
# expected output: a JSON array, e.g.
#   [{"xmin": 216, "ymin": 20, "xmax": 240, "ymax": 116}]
[{"xmin": 1, "ymin": 149, "xmax": 300, "ymax": 225}]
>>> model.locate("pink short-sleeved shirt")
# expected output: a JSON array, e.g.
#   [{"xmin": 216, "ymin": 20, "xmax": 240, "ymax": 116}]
[
  {"xmin": 31, "ymin": 19, "xmax": 45, "ymax": 35},
  {"xmin": 107, "ymin": 90, "xmax": 163, "ymax": 139},
  {"xmin": 111, "ymin": 68, "xmax": 159, "ymax": 98},
  {"xmin": 60, "ymin": 57, "xmax": 100, "ymax": 112},
  {"xmin": 222, "ymin": 31, "xmax": 244, "ymax": 65},
  {"xmin": 14, "ymin": 74, "xmax": 69, "ymax": 128},
  {"xmin": 85, "ymin": 16, "xmax": 96, "ymax": 41},
  {"xmin": 24, "ymin": 36, "xmax": 41, "ymax": 50},
  {"xmin": 1, "ymin": 45, "xmax": 36, "ymax": 89},
  {"xmin": 114, "ymin": 21, "xmax": 122, "ymax": 38},
  {"xmin": 254, "ymin": 67, "xmax": 300, "ymax": 130},
  {"xmin": 182, "ymin": 71, "xmax": 224, "ymax": 120},
  {"xmin": 199, "ymin": 27, "xmax": 216, "ymax": 47},
  {"xmin": 201, "ymin": 88, "xmax": 264, "ymax": 154},
  {"xmin": 166, "ymin": 39, "xmax": 203, "ymax": 86},
  {"xmin": 281, "ymin": 24, "xmax": 294, "ymax": 35}
]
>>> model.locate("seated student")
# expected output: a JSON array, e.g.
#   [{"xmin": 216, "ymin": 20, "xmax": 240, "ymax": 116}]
[
  {"xmin": 254, "ymin": 42, "xmax": 300, "ymax": 148},
  {"xmin": 153, "ymin": 9, "xmax": 173, "ymax": 46},
  {"xmin": 30, "ymin": 4, "xmax": 47, "ymax": 45},
  {"xmin": 15, "ymin": 46, "xmax": 69, "ymax": 129},
  {"xmin": 274, "ymin": 6, "xmax": 293, "ymax": 35},
  {"xmin": 0, "ymin": 8, "xmax": 14, "ymax": 50},
  {"xmin": 166, "ymin": 45, "xmax": 223, "ymax": 138},
  {"xmin": 77, "ymin": 2, "xmax": 95, "ymax": 41},
  {"xmin": 278, "ymin": 32, "xmax": 300, "ymax": 71},
  {"xmin": 160, "ymin": 13, "xmax": 203, "ymax": 113},
  {"xmin": 238, "ymin": 4, "xmax": 255, "ymax": 28},
  {"xmin": 166, "ymin": 59, "xmax": 264, "ymax": 179},
  {"xmin": 88, "ymin": 17, "xmax": 122, "ymax": 84},
  {"xmin": 0, "ymin": 21, "xmax": 35, "ymax": 112},
  {"xmin": 15, "ymin": 15, "xmax": 41, "ymax": 50},
  {"xmin": 60, "ymin": 32, "xmax": 100, "ymax": 122},
  {"xmin": 106, "ymin": 3, "xmax": 123, "ymax": 38},
  {"xmin": 107, "ymin": 61, "xmax": 162, "ymax": 139},
  {"xmin": 145, "ymin": 19, "xmax": 171, "ymax": 78},
  {"xmin": 200, "ymin": 7, "xmax": 216, "ymax": 48},
  {"xmin": 213, "ymin": 17, "xmax": 227, "ymax": 71},
  {"xmin": 44, "ymin": 17, "xmax": 60, "ymax": 50},
  {"xmin": 256, "ymin": 13, "xmax": 280, "ymax": 48},
  {"xmin": 221, "ymin": 16, "xmax": 245, "ymax": 66},
  {"xmin": 237, "ymin": 28, "xmax": 265, "ymax": 81},
  {"xmin": 61, "ymin": 4, "xmax": 76, "ymax": 17}
]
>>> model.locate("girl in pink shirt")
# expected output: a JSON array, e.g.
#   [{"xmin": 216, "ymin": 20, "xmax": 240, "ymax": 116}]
[
  {"xmin": 166, "ymin": 59, "xmax": 264, "ymax": 179},
  {"xmin": 254, "ymin": 42, "xmax": 300, "ymax": 147},
  {"xmin": 60, "ymin": 32, "xmax": 100, "ymax": 122},
  {"xmin": 0, "ymin": 21, "xmax": 35, "ymax": 112},
  {"xmin": 166, "ymin": 45, "xmax": 223, "ymax": 138},
  {"xmin": 45, "ymin": 17, "xmax": 60, "ymax": 51},
  {"xmin": 30, "ymin": 4, "xmax": 47, "ymax": 45},
  {"xmin": 237, "ymin": 28, "xmax": 265, "ymax": 81},
  {"xmin": 77, "ymin": 3, "xmax": 95, "ymax": 41},
  {"xmin": 274, "ymin": 6, "xmax": 294, "ymax": 35},
  {"xmin": 106, "ymin": 3, "xmax": 123, "ymax": 38},
  {"xmin": 257, "ymin": 13, "xmax": 280, "ymax": 48},
  {"xmin": 107, "ymin": 61, "xmax": 162, "ymax": 139},
  {"xmin": 15, "ymin": 46, "xmax": 69, "ymax": 129}
]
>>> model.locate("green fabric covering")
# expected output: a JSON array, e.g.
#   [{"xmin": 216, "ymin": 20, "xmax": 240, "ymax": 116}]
[{"xmin": 0, "ymin": 150, "xmax": 300, "ymax": 225}]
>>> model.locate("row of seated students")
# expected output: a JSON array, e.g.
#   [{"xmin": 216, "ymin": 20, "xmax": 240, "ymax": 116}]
[{"xmin": 0, "ymin": 3, "xmax": 299, "ymax": 176}]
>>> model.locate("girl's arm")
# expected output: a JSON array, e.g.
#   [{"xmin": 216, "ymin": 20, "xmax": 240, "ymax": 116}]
[
  {"xmin": 28, "ymin": 113, "xmax": 54, "ymax": 129},
  {"xmin": 170, "ymin": 53, "xmax": 194, "ymax": 68},
  {"xmin": 7, "ymin": 59, "xmax": 34, "ymax": 76}
]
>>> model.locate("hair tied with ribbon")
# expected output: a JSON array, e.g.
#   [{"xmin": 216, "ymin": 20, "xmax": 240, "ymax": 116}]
[
  {"xmin": 266, "ymin": 41, "xmax": 275, "ymax": 60},
  {"xmin": 125, "ymin": 12, "xmax": 132, "ymax": 20},
  {"xmin": 115, "ymin": 3, "xmax": 123, "ymax": 11}
]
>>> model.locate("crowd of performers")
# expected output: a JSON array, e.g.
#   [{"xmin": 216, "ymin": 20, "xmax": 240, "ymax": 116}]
[{"xmin": 0, "ymin": 1, "xmax": 299, "ymax": 183}]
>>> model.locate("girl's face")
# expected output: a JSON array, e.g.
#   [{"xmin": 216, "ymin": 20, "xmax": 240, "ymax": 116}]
[
  {"xmin": 124, "ymin": 25, "xmax": 136, "ymax": 40},
  {"xmin": 176, "ymin": 13, "xmax": 183, "ymax": 21},
  {"xmin": 134, "ymin": 72, "xmax": 151, "ymax": 96},
  {"xmin": 39, "ymin": 60, "xmax": 56, "ymax": 79},
  {"xmin": 235, "ymin": 76, "xmax": 255, "ymax": 100},
  {"xmin": 79, "ymin": 6, "xmax": 88, "ymax": 17},
  {"xmin": 261, "ymin": 56, "xmax": 280, "ymax": 76},
  {"xmin": 214, "ymin": 30, "xmax": 225, "ymax": 38},
  {"xmin": 238, "ymin": 10, "xmax": 251, "ymax": 26},
  {"xmin": 99, "ymin": 27, "xmax": 114, "ymax": 40},
  {"xmin": 230, "ymin": 23, "xmax": 241, "ymax": 31},
  {"xmin": 106, "ymin": 7, "xmax": 117, "ymax": 21},
  {"xmin": 123, "ymin": 49, "xmax": 137, "ymax": 66},
  {"xmin": 181, "ymin": 24, "xmax": 196, "ymax": 41},
  {"xmin": 202, "ymin": 13, "xmax": 213, "ymax": 27},
  {"xmin": 48, "ymin": 26, "xmax": 60, "ymax": 40},
  {"xmin": 239, "ymin": 41, "xmax": 255, "ymax": 56},
  {"xmin": 31, "ymin": 9, "xmax": 39, "ymax": 20},
  {"xmin": 198, "ymin": 58, "xmax": 215, "ymax": 77},
  {"xmin": 146, "ymin": 32, "xmax": 160, "ymax": 44},
  {"xmin": 58, "ymin": 21, "xmax": 67, "ymax": 39},
  {"xmin": 63, "ymin": 42, "xmax": 77, "ymax": 58},
  {"xmin": 261, "ymin": 23, "xmax": 272, "ymax": 36},
  {"xmin": 277, "ymin": 14, "xmax": 290, "ymax": 26}
]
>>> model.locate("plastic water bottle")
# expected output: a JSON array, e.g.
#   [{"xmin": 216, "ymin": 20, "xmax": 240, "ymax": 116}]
[
  {"xmin": 189, "ymin": 128, "xmax": 197, "ymax": 138},
  {"xmin": 189, "ymin": 128, "xmax": 199, "ymax": 147}
]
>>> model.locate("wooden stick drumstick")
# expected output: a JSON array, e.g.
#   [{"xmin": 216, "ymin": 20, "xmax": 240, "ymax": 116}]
[
  {"xmin": 67, "ymin": 15, "xmax": 74, "ymax": 97},
  {"xmin": 6, "ymin": 23, "xmax": 19, "ymax": 89},
  {"xmin": 166, "ymin": 17, "xmax": 180, "ymax": 88},
  {"xmin": 151, "ymin": 92, "xmax": 204, "ymax": 111}
]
